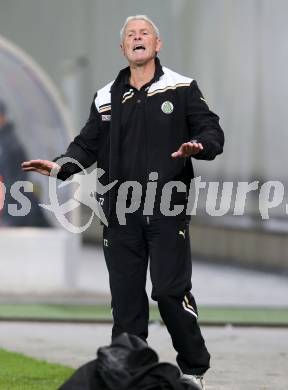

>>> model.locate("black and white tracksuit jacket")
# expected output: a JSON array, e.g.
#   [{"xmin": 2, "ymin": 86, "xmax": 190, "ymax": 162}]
[{"xmin": 55, "ymin": 58, "xmax": 224, "ymax": 221}]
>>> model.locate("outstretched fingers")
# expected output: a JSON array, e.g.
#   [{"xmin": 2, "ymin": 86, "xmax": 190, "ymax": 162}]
[
  {"xmin": 171, "ymin": 141, "xmax": 203, "ymax": 158},
  {"xmin": 21, "ymin": 159, "xmax": 58, "ymax": 176},
  {"xmin": 21, "ymin": 166, "xmax": 38, "ymax": 172}
]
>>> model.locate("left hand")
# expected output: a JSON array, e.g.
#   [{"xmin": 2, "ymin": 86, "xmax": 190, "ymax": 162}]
[{"xmin": 171, "ymin": 141, "xmax": 203, "ymax": 158}]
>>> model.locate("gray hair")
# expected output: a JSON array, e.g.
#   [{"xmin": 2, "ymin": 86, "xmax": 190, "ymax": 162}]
[{"xmin": 120, "ymin": 15, "xmax": 160, "ymax": 41}]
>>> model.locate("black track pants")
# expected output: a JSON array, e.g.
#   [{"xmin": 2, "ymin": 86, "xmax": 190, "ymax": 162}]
[{"xmin": 103, "ymin": 213, "xmax": 210, "ymax": 375}]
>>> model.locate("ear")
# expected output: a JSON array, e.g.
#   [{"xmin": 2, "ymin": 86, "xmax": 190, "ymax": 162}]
[
  {"xmin": 155, "ymin": 38, "xmax": 162, "ymax": 54},
  {"xmin": 120, "ymin": 43, "xmax": 125, "ymax": 56}
]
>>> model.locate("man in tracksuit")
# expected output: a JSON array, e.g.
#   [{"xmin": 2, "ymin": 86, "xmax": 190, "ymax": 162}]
[{"xmin": 22, "ymin": 15, "xmax": 224, "ymax": 389}]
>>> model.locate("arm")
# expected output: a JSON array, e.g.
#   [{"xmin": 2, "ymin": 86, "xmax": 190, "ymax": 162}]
[
  {"xmin": 22, "ymin": 95, "xmax": 101, "ymax": 179},
  {"xmin": 172, "ymin": 80, "xmax": 224, "ymax": 160},
  {"xmin": 53, "ymin": 95, "xmax": 101, "ymax": 180},
  {"xmin": 186, "ymin": 80, "xmax": 224, "ymax": 160}
]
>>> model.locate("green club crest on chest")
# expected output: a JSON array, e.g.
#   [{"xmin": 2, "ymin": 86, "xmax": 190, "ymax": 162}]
[{"xmin": 161, "ymin": 101, "xmax": 174, "ymax": 114}]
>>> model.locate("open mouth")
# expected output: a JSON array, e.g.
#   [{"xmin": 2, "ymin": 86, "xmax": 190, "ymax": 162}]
[{"xmin": 133, "ymin": 45, "xmax": 146, "ymax": 52}]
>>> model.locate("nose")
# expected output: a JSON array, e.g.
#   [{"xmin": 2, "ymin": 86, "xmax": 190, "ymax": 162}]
[{"xmin": 134, "ymin": 33, "xmax": 142, "ymax": 41}]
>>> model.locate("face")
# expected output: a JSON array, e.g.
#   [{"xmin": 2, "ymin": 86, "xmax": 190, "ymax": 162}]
[{"xmin": 121, "ymin": 19, "xmax": 162, "ymax": 66}]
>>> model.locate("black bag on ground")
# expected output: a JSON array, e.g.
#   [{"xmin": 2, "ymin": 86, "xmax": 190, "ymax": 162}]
[{"xmin": 59, "ymin": 333, "xmax": 199, "ymax": 390}]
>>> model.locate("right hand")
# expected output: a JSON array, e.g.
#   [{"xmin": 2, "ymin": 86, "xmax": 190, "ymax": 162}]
[
  {"xmin": 171, "ymin": 141, "xmax": 203, "ymax": 158},
  {"xmin": 21, "ymin": 159, "xmax": 61, "ymax": 176}
]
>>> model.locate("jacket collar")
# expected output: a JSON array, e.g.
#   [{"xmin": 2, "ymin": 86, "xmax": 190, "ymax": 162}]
[{"xmin": 111, "ymin": 57, "xmax": 164, "ymax": 91}]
